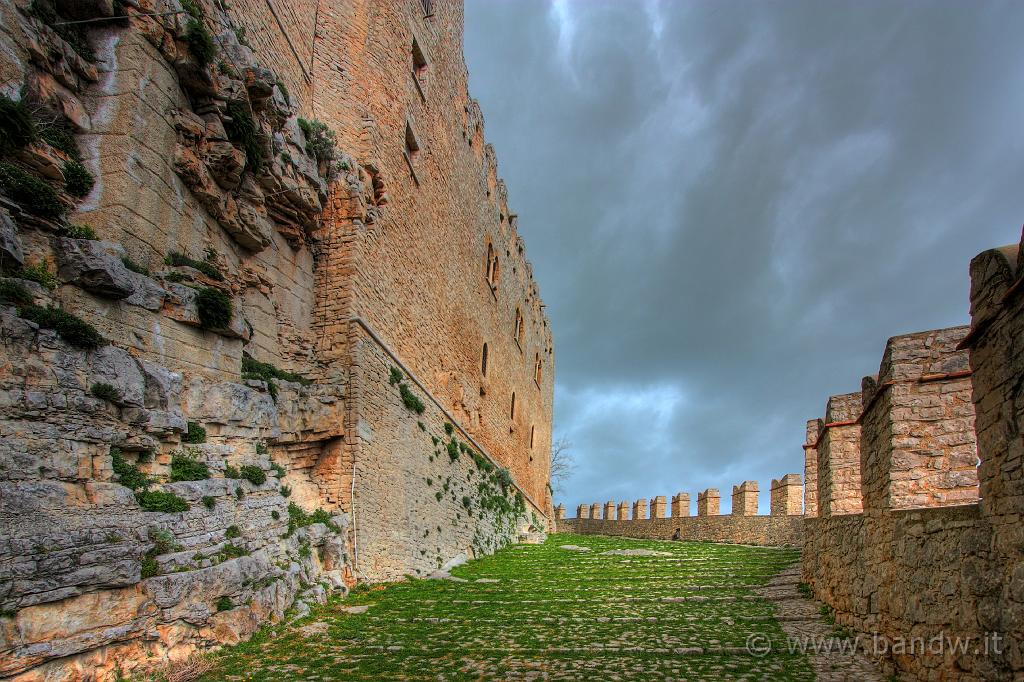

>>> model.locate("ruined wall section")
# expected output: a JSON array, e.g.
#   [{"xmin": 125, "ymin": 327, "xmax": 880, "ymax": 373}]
[{"xmin": 311, "ymin": 0, "xmax": 555, "ymax": 510}]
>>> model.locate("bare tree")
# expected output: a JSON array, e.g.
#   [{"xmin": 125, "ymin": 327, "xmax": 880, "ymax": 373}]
[{"xmin": 549, "ymin": 436, "xmax": 575, "ymax": 494}]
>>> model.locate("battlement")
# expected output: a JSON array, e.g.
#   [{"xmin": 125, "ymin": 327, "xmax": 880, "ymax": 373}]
[{"xmin": 800, "ymin": 228, "xmax": 1024, "ymax": 680}]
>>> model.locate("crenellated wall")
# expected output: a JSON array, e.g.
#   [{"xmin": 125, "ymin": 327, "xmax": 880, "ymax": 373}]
[
  {"xmin": 802, "ymin": 229, "xmax": 1024, "ymax": 680},
  {"xmin": 558, "ymin": 474, "xmax": 804, "ymax": 546}
]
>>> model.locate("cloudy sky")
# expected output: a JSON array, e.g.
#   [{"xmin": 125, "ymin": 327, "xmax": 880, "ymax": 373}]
[{"xmin": 463, "ymin": 0, "xmax": 1024, "ymax": 514}]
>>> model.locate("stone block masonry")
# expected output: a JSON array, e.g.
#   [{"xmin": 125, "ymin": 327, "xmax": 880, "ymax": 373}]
[
  {"xmin": 559, "ymin": 474, "xmax": 803, "ymax": 546},
  {"xmin": 697, "ymin": 488, "xmax": 720, "ymax": 516},
  {"xmin": 771, "ymin": 474, "xmax": 803, "ymax": 516},
  {"xmin": 604, "ymin": 500, "xmax": 617, "ymax": 520},
  {"xmin": 732, "ymin": 481, "xmax": 759, "ymax": 516},
  {"xmin": 558, "ymin": 515, "xmax": 802, "ymax": 546},
  {"xmin": 801, "ymin": 230, "xmax": 1022, "ymax": 680},
  {"xmin": 803, "ymin": 420, "xmax": 821, "ymax": 517},
  {"xmin": 672, "ymin": 492, "xmax": 690, "ymax": 517},
  {"xmin": 817, "ymin": 392, "xmax": 863, "ymax": 516}
]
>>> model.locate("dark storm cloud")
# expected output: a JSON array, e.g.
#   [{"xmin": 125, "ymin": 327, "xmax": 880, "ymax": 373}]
[{"xmin": 463, "ymin": 0, "xmax": 1024, "ymax": 513}]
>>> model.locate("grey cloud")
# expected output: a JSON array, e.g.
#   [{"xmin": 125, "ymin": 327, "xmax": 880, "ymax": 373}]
[{"xmin": 464, "ymin": 0, "xmax": 1024, "ymax": 513}]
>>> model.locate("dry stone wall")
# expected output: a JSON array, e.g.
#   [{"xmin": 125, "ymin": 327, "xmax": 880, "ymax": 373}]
[{"xmin": 802, "ymin": 229, "xmax": 1024, "ymax": 680}]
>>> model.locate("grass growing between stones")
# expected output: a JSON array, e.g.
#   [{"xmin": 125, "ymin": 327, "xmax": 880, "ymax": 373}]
[{"xmin": 201, "ymin": 533, "xmax": 812, "ymax": 681}]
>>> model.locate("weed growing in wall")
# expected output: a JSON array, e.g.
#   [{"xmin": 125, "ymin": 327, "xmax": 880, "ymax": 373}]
[
  {"xmin": 0, "ymin": 162, "xmax": 66, "ymax": 218},
  {"xmin": 388, "ymin": 366, "xmax": 403, "ymax": 385},
  {"xmin": 60, "ymin": 223, "xmax": 97, "ymax": 240},
  {"xmin": 399, "ymin": 383, "xmax": 425, "ymax": 414},
  {"xmin": 185, "ymin": 19, "xmax": 216, "ymax": 66},
  {"xmin": 164, "ymin": 251, "xmax": 224, "ymax": 280},
  {"xmin": 121, "ymin": 256, "xmax": 149, "ymax": 276},
  {"xmin": 224, "ymin": 102, "xmax": 263, "ymax": 172},
  {"xmin": 241, "ymin": 352, "xmax": 310, "ymax": 390},
  {"xmin": 19, "ymin": 305, "xmax": 105, "ymax": 348},
  {"xmin": 297, "ymin": 118, "xmax": 337, "ymax": 167},
  {"xmin": 170, "ymin": 450, "xmax": 210, "ymax": 481},
  {"xmin": 447, "ymin": 438, "xmax": 460, "ymax": 461},
  {"xmin": 0, "ymin": 280, "xmax": 32, "ymax": 306},
  {"xmin": 215, "ymin": 596, "xmax": 233, "ymax": 612},
  {"xmin": 135, "ymin": 489, "xmax": 189, "ymax": 513},
  {"xmin": 195, "ymin": 286, "xmax": 232, "ymax": 330},
  {"xmin": 111, "ymin": 448, "xmax": 151, "ymax": 491},
  {"xmin": 62, "ymin": 159, "xmax": 94, "ymax": 197},
  {"xmin": 0, "ymin": 96, "xmax": 37, "ymax": 152},
  {"xmin": 183, "ymin": 421, "xmax": 207, "ymax": 444},
  {"xmin": 14, "ymin": 262, "xmax": 59, "ymax": 289},
  {"xmin": 202, "ymin": 496, "xmax": 216, "ymax": 510},
  {"xmin": 37, "ymin": 118, "xmax": 81, "ymax": 160},
  {"xmin": 225, "ymin": 525, "xmax": 241, "ymax": 539},
  {"xmin": 284, "ymin": 502, "xmax": 338, "ymax": 537},
  {"xmin": 90, "ymin": 382, "xmax": 120, "ymax": 403},
  {"xmin": 238, "ymin": 464, "xmax": 266, "ymax": 486}
]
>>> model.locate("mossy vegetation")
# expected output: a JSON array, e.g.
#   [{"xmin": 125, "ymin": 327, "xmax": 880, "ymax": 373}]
[
  {"xmin": 224, "ymin": 102, "xmax": 263, "ymax": 172},
  {"xmin": 238, "ymin": 464, "xmax": 266, "ymax": 486},
  {"xmin": 135, "ymin": 489, "xmax": 189, "ymax": 513},
  {"xmin": 283, "ymin": 502, "xmax": 338, "ymax": 537},
  {"xmin": 121, "ymin": 256, "xmax": 149, "ymax": 276},
  {"xmin": 0, "ymin": 96, "xmax": 37, "ymax": 152},
  {"xmin": 297, "ymin": 118, "xmax": 337, "ymax": 168},
  {"xmin": 14, "ymin": 262, "xmax": 59, "ymax": 289},
  {"xmin": 62, "ymin": 159, "xmax": 94, "ymax": 197},
  {"xmin": 183, "ymin": 421, "xmax": 207, "ymax": 444},
  {"xmin": 185, "ymin": 19, "xmax": 216, "ymax": 66},
  {"xmin": 195, "ymin": 286, "xmax": 232, "ymax": 329},
  {"xmin": 61, "ymin": 223, "xmax": 97, "ymax": 240},
  {"xmin": 398, "ymin": 382, "xmax": 425, "ymax": 414},
  {"xmin": 90, "ymin": 382, "xmax": 120, "ymax": 402},
  {"xmin": 0, "ymin": 279, "xmax": 32, "ymax": 306},
  {"xmin": 164, "ymin": 251, "xmax": 224, "ymax": 280},
  {"xmin": 170, "ymin": 450, "xmax": 211, "ymax": 481},
  {"xmin": 111, "ymin": 448, "xmax": 150, "ymax": 491},
  {"xmin": 0, "ymin": 162, "xmax": 65, "ymax": 218},
  {"xmin": 241, "ymin": 352, "xmax": 310, "ymax": 385},
  {"xmin": 201, "ymin": 535, "xmax": 811, "ymax": 681},
  {"xmin": 18, "ymin": 305, "xmax": 106, "ymax": 348}
]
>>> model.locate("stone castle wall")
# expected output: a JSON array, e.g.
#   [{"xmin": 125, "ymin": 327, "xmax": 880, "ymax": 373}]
[
  {"xmin": 310, "ymin": 0, "xmax": 555, "ymax": 508},
  {"xmin": 0, "ymin": 0, "xmax": 552, "ymax": 678},
  {"xmin": 559, "ymin": 477, "xmax": 804, "ymax": 547},
  {"xmin": 801, "ymin": 228, "xmax": 1024, "ymax": 680}
]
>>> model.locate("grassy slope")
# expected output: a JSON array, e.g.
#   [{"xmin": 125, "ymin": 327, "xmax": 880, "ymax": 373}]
[{"xmin": 202, "ymin": 533, "xmax": 812, "ymax": 681}]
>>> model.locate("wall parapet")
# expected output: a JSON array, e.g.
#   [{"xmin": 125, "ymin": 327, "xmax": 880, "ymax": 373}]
[
  {"xmin": 559, "ymin": 516, "xmax": 802, "ymax": 546},
  {"xmin": 801, "ymin": 228, "xmax": 1023, "ymax": 680}
]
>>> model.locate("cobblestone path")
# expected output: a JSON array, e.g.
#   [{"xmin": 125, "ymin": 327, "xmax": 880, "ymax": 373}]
[{"xmin": 203, "ymin": 533, "xmax": 880, "ymax": 681}]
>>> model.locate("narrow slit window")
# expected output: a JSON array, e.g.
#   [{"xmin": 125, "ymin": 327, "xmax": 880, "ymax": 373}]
[
  {"xmin": 514, "ymin": 308, "xmax": 524, "ymax": 345},
  {"xmin": 510, "ymin": 392, "xmax": 516, "ymax": 419},
  {"xmin": 411, "ymin": 37, "xmax": 428, "ymax": 92},
  {"xmin": 481, "ymin": 342, "xmax": 488, "ymax": 376},
  {"xmin": 530, "ymin": 425, "xmax": 535, "ymax": 449},
  {"xmin": 534, "ymin": 353, "xmax": 542, "ymax": 385}
]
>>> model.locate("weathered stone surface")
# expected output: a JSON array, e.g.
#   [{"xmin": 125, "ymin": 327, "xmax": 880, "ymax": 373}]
[
  {"xmin": 0, "ymin": 208, "xmax": 24, "ymax": 266},
  {"xmin": 56, "ymin": 238, "xmax": 134, "ymax": 299},
  {"xmin": 90, "ymin": 345, "xmax": 145, "ymax": 407}
]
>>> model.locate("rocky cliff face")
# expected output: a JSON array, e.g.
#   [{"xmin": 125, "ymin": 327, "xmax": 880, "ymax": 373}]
[{"xmin": 0, "ymin": 0, "xmax": 356, "ymax": 678}]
